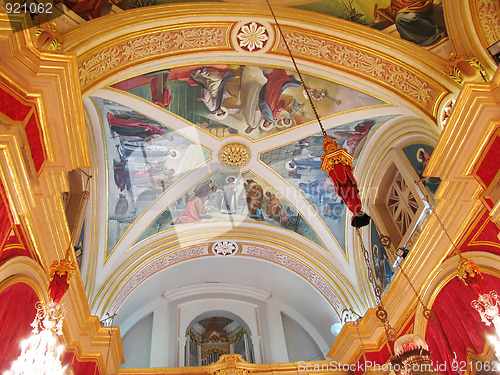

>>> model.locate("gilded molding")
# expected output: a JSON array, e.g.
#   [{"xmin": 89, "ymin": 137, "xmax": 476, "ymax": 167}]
[{"xmin": 78, "ymin": 25, "xmax": 230, "ymax": 88}]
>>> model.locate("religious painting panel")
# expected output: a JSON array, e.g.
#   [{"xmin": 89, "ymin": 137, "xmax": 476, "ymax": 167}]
[
  {"xmin": 91, "ymin": 97, "xmax": 211, "ymax": 255},
  {"xmin": 260, "ymin": 115, "xmax": 394, "ymax": 253},
  {"xmin": 402, "ymin": 143, "xmax": 441, "ymax": 197},
  {"xmin": 111, "ymin": 64, "xmax": 386, "ymax": 140},
  {"xmin": 370, "ymin": 221, "xmax": 394, "ymax": 294},
  {"xmin": 135, "ymin": 171, "xmax": 323, "ymax": 248}
]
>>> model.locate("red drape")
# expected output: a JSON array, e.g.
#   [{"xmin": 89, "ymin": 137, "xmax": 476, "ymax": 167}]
[
  {"xmin": 0, "ymin": 283, "xmax": 39, "ymax": 373},
  {"xmin": 426, "ymin": 274, "xmax": 500, "ymax": 375}
]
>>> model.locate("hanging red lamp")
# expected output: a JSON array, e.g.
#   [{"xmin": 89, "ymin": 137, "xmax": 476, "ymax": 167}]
[{"xmin": 321, "ymin": 135, "xmax": 371, "ymax": 228}]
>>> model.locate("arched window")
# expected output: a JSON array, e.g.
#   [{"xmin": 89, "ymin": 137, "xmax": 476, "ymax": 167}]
[{"xmin": 185, "ymin": 316, "xmax": 253, "ymax": 366}]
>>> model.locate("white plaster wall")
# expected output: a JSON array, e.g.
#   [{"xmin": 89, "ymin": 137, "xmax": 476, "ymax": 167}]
[
  {"xmin": 282, "ymin": 313, "xmax": 325, "ymax": 362},
  {"xmin": 120, "ymin": 313, "xmax": 153, "ymax": 368}
]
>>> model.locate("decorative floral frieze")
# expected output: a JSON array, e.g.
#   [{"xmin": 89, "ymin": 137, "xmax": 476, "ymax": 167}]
[
  {"xmin": 476, "ymin": 0, "xmax": 500, "ymax": 45},
  {"xmin": 242, "ymin": 245, "xmax": 343, "ymax": 312},
  {"xmin": 277, "ymin": 31, "xmax": 438, "ymax": 110},
  {"xmin": 79, "ymin": 27, "xmax": 227, "ymax": 87},
  {"xmin": 109, "ymin": 246, "xmax": 208, "ymax": 314}
]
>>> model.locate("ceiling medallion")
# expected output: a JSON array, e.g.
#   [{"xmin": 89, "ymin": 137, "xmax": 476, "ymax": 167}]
[
  {"xmin": 212, "ymin": 241, "xmax": 238, "ymax": 256},
  {"xmin": 218, "ymin": 143, "xmax": 250, "ymax": 168},
  {"xmin": 236, "ymin": 22, "xmax": 269, "ymax": 52}
]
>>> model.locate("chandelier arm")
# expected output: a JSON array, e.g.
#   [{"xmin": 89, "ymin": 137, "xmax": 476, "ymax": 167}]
[{"xmin": 265, "ymin": 0, "xmax": 326, "ymax": 136}]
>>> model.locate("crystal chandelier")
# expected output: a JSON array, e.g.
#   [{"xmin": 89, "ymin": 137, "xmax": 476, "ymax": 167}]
[
  {"xmin": 390, "ymin": 334, "xmax": 439, "ymax": 375},
  {"xmin": 457, "ymin": 256, "xmax": 500, "ymax": 360},
  {"xmin": 4, "ymin": 301, "xmax": 66, "ymax": 375}
]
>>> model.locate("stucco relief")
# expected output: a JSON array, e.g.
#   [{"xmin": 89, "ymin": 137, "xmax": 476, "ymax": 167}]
[
  {"xmin": 276, "ymin": 30, "xmax": 440, "ymax": 112},
  {"xmin": 79, "ymin": 27, "xmax": 228, "ymax": 87},
  {"xmin": 476, "ymin": 0, "xmax": 500, "ymax": 45}
]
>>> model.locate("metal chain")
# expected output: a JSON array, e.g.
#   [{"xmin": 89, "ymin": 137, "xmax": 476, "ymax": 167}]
[
  {"xmin": 372, "ymin": 222, "xmax": 434, "ymax": 321},
  {"xmin": 356, "ymin": 227, "xmax": 381, "ymax": 304},
  {"xmin": 265, "ymin": 0, "xmax": 326, "ymax": 136}
]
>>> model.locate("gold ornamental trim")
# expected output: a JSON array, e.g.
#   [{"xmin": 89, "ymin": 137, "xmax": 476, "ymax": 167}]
[
  {"xmin": 218, "ymin": 143, "xmax": 251, "ymax": 168},
  {"xmin": 78, "ymin": 24, "xmax": 230, "ymax": 89},
  {"xmin": 274, "ymin": 28, "xmax": 444, "ymax": 117},
  {"xmin": 320, "ymin": 135, "xmax": 353, "ymax": 175}
]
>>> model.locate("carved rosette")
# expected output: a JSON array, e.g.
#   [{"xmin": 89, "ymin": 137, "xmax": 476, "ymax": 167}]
[
  {"xmin": 218, "ymin": 143, "xmax": 250, "ymax": 168},
  {"xmin": 236, "ymin": 21, "xmax": 269, "ymax": 52},
  {"xmin": 212, "ymin": 241, "xmax": 238, "ymax": 256}
]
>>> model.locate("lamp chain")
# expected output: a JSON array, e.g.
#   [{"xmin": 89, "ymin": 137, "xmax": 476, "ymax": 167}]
[
  {"xmin": 265, "ymin": 0, "xmax": 326, "ymax": 136},
  {"xmin": 430, "ymin": 208, "xmax": 463, "ymax": 258},
  {"xmin": 372, "ymin": 222, "xmax": 434, "ymax": 321},
  {"xmin": 356, "ymin": 227, "xmax": 381, "ymax": 304},
  {"xmin": 356, "ymin": 227, "xmax": 396, "ymax": 343}
]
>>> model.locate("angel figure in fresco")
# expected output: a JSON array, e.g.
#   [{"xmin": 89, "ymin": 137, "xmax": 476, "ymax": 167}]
[
  {"xmin": 374, "ymin": 0, "xmax": 446, "ymax": 46},
  {"xmin": 331, "ymin": 120, "xmax": 375, "ymax": 159},
  {"xmin": 244, "ymin": 69, "xmax": 301, "ymax": 134},
  {"xmin": 245, "ymin": 179, "xmax": 264, "ymax": 221},
  {"xmin": 191, "ymin": 67, "xmax": 235, "ymax": 118}
]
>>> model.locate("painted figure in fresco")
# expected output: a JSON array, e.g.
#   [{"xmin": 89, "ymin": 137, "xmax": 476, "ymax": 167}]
[
  {"xmin": 204, "ymin": 195, "xmax": 219, "ymax": 213},
  {"xmin": 286, "ymin": 156, "xmax": 322, "ymax": 172},
  {"xmin": 114, "ymin": 193, "xmax": 129, "ymax": 216},
  {"xmin": 245, "ymin": 179, "xmax": 264, "ymax": 221},
  {"xmin": 280, "ymin": 206, "xmax": 293, "ymax": 224},
  {"xmin": 56, "ymin": 0, "xmax": 112, "ymax": 19},
  {"xmin": 244, "ymin": 69, "xmax": 301, "ymax": 134},
  {"xmin": 331, "ymin": 120, "xmax": 376, "ymax": 158},
  {"xmin": 372, "ymin": 245, "xmax": 394, "ymax": 291},
  {"xmin": 264, "ymin": 191, "xmax": 281, "ymax": 218},
  {"xmin": 298, "ymin": 178, "xmax": 327, "ymax": 204},
  {"xmin": 220, "ymin": 177, "xmax": 238, "ymax": 214},
  {"xmin": 111, "ymin": 70, "xmax": 172, "ymax": 108},
  {"xmin": 193, "ymin": 180, "xmax": 215, "ymax": 201},
  {"xmin": 107, "ymin": 112, "xmax": 165, "ymax": 141},
  {"xmin": 113, "ymin": 159, "xmax": 131, "ymax": 191},
  {"xmin": 191, "ymin": 67, "xmax": 235, "ymax": 117},
  {"xmin": 416, "ymin": 148, "xmax": 440, "ymax": 195},
  {"xmin": 374, "ymin": 0, "xmax": 445, "ymax": 46}
]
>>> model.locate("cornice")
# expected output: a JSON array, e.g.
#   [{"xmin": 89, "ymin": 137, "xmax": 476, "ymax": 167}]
[{"xmin": 61, "ymin": 4, "xmax": 456, "ymax": 121}]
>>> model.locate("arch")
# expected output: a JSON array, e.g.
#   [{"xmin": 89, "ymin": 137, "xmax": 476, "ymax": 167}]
[{"xmin": 63, "ymin": 4, "xmax": 457, "ymax": 121}]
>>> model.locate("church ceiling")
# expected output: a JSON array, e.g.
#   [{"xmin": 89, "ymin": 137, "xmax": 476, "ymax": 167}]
[{"xmin": 92, "ymin": 63, "xmax": 393, "ymax": 257}]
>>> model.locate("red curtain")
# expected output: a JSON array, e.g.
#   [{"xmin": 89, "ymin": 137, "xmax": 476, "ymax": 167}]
[
  {"xmin": 426, "ymin": 274, "xmax": 500, "ymax": 375},
  {"xmin": 0, "ymin": 283, "xmax": 39, "ymax": 373}
]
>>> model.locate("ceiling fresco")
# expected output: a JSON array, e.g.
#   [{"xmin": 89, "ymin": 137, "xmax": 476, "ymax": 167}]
[
  {"xmin": 402, "ymin": 143, "xmax": 441, "ymax": 197},
  {"xmin": 260, "ymin": 115, "xmax": 395, "ymax": 251},
  {"xmin": 111, "ymin": 64, "xmax": 386, "ymax": 140},
  {"xmin": 134, "ymin": 170, "xmax": 323, "ymax": 248},
  {"xmin": 96, "ymin": 61, "xmax": 398, "ymax": 256},
  {"xmin": 91, "ymin": 97, "xmax": 212, "ymax": 254}
]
